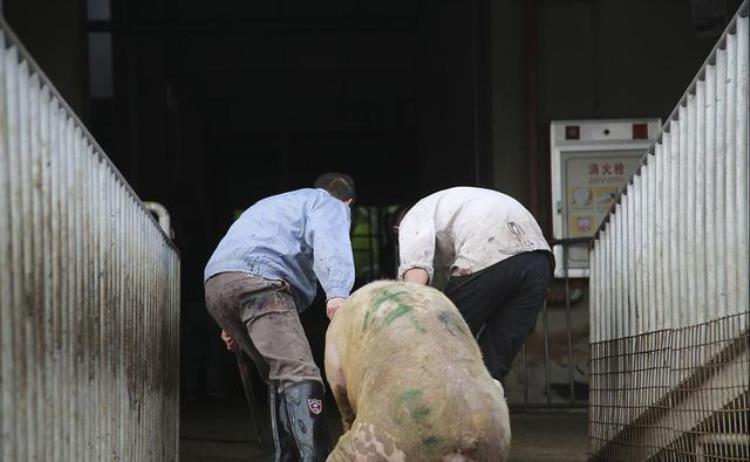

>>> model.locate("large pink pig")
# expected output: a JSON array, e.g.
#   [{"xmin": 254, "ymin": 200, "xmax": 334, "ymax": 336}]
[{"xmin": 325, "ymin": 281, "xmax": 511, "ymax": 461}]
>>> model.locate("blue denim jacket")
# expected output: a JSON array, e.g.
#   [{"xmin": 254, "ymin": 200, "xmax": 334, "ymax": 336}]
[{"xmin": 204, "ymin": 188, "xmax": 355, "ymax": 310}]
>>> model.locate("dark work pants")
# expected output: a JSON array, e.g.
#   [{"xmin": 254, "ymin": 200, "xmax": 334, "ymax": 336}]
[{"xmin": 444, "ymin": 251, "xmax": 552, "ymax": 383}]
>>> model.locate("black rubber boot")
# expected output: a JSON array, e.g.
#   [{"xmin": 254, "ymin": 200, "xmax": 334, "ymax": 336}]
[
  {"xmin": 269, "ymin": 384, "xmax": 297, "ymax": 462},
  {"xmin": 280, "ymin": 380, "xmax": 331, "ymax": 462}
]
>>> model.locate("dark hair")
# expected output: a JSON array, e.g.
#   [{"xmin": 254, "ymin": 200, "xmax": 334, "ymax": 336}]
[
  {"xmin": 389, "ymin": 202, "xmax": 415, "ymax": 236},
  {"xmin": 390, "ymin": 205, "xmax": 410, "ymax": 228},
  {"xmin": 314, "ymin": 172, "xmax": 356, "ymax": 202}
]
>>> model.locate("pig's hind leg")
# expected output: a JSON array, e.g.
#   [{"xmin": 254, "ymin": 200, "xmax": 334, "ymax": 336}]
[
  {"xmin": 326, "ymin": 431, "xmax": 357, "ymax": 462},
  {"xmin": 327, "ymin": 422, "xmax": 406, "ymax": 462}
]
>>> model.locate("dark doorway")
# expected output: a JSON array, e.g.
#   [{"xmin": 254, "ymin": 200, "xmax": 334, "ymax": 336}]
[{"xmin": 78, "ymin": 0, "xmax": 493, "ymax": 454}]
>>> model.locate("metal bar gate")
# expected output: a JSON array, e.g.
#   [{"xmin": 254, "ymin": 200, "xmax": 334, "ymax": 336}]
[
  {"xmin": 0, "ymin": 17, "xmax": 181, "ymax": 461},
  {"xmin": 589, "ymin": 2, "xmax": 749, "ymax": 460}
]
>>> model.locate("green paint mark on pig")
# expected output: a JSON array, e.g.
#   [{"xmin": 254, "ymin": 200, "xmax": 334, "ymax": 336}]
[
  {"xmin": 384, "ymin": 304, "xmax": 412, "ymax": 325},
  {"xmin": 399, "ymin": 388, "xmax": 423, "ymax": 401},
  {"xmin": 422, "ymin": 436, "xmax": 440, "ymax": 447}
]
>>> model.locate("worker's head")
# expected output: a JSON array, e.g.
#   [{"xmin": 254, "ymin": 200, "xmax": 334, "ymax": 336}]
[
  {"xmin": 389, "ymin": 204, "xmax": 413, "ymax": 238},
  {"xmin": 314, "ymin": 172, "xmax": 356, "ymax": 205}
]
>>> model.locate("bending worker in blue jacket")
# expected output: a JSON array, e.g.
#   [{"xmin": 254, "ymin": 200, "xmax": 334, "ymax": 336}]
[{"xmin": 204, "ymin": 173, "xmax": 356, "ymax": 461}]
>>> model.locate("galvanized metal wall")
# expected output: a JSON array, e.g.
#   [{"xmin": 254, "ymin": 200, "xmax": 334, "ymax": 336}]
[
  {"xmin": 0, "ymin": 19, "xmax": 181, "ymax": 461},
  {"xmin": 589, "ymin": 3, "xmax": 749, "ymax": 460}
]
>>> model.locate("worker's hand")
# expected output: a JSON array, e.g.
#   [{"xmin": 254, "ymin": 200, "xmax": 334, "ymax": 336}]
[
  {"xmin": 403, "ymin": 268, "xmax": 430, "ymax": 285},
  {"xmin": 220, "ymin": 329, "xmax": 238, "ymax": 352},
  {"xmin": 326, "ymin": 297, "xmax": 346, "ymax": 320}
]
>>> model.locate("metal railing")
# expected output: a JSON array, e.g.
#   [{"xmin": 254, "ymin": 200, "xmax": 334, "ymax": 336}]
[
  {"xmin": 588, "ymin": 3, "xmax": 749, "ymax": 460},
  {"xmin": 0, "ymin": 17, "xmax": 181, "ymax": 461},
  {"xmin": 510, "ymin": 237, "xmax": 590, "ymax": 410}
]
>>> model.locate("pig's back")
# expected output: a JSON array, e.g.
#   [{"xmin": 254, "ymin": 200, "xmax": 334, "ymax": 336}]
[{"xmin": 338, "ymin": 281, "xmax": 511, "ymax": 460}]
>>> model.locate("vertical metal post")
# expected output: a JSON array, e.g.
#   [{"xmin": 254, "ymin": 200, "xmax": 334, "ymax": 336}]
[
  {"xmin": 562, "ymin": 239, "xmax": 575, "ymax": 404},
  {"xmin": 542, "ymin": 299, "xmax": 551, "ymax": 406}
]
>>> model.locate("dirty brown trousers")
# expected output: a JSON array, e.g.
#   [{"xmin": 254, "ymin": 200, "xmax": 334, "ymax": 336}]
[{"xmin": 204, "ymin": 271, "xmax": 322, "ymax": 390}]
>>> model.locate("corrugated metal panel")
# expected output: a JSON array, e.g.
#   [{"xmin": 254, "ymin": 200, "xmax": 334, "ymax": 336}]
[
  {"xmin": 0, "ymin": 18, "xmax": 180, "ymax": 461},
  {"xmin": 589, "ymin": 3, "xmax": 749, "ymax": 460}
]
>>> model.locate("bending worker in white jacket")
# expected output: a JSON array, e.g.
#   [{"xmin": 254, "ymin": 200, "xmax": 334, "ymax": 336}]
[{"xmin": 396, "ymin": 186, "xmax": 553, "ymax": 384}]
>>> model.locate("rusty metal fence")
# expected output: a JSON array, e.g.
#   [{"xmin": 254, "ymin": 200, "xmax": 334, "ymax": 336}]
[
  {"xmin": 0, "ymin": 17, "xmax": 181, "ymax": 461},
  {"xmin": 589, "ymin": 3, "xmax": 749, "ymax": 460}
]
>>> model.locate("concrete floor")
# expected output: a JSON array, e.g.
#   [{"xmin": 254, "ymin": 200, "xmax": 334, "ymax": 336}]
[
  {"xmin": 508, "ymin": 412, "xmax": 588, "ymax": 462},
  {"xmin": 179, "ymin": 397, "xmax": 588, "ymax": 461}
]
